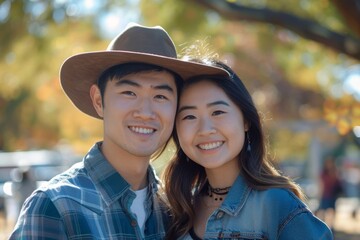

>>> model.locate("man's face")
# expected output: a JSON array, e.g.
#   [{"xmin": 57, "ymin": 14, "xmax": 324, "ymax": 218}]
[{"xmin": 92, "ymin": 70, "xmax": 178, "ymax": 160}]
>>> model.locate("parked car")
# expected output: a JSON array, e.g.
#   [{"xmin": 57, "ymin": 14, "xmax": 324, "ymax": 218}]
[{"xmin": 0, "ymin": 149, "xmax": 77, "ymax": 221}]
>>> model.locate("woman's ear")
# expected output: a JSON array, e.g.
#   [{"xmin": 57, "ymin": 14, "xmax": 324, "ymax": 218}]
[
  {"xmin": 244, "ymin": 121, "xmax": 250, "ymax": 132},
  {"xmin": 90, "ymin": 84, "xmax": 104, "ymax": 118}
]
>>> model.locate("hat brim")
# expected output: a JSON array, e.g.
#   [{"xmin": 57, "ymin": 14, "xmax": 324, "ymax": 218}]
[{"xmin": 60, "ymin": 51, "xmax": 229, "ymax": 118}]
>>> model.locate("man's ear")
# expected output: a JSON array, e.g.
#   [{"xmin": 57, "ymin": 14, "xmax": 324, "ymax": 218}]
[{"xmin": 90, "ymin": 84, "xmax": 104, "ymax": 118}]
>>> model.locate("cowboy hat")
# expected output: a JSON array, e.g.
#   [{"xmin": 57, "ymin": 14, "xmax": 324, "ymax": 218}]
[{"xmin": 60, "ymin": 22, "xmax": 229, "ymax": 118}]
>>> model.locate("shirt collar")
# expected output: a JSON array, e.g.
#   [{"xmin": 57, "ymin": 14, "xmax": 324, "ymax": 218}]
[{"xmin": 84, "ymin": 142, "xmax": 159, "ymax": 207}]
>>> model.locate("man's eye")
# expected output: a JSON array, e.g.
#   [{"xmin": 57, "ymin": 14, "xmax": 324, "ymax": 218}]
[
  {"xmin": 155, "ymin": 95, "xmax": 168, "ymax": 100},
  {"xmin": 122, "ymin": 91, "xmax": 136, "ymax": 96}
]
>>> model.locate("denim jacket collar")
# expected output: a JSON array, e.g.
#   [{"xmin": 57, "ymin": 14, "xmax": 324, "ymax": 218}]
[{"xmin": 219, "ymin": 174, "xmax": 251, "ymax": 216}]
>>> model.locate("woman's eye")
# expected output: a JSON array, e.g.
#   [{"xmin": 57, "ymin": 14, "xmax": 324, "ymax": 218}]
[
  {"xmin": 212, "ymin": 110, "xmax": 225, "ymax": 116},
  {"xmin": 182, "ymin": 115, "xmax": 196, "ymax": 120}
]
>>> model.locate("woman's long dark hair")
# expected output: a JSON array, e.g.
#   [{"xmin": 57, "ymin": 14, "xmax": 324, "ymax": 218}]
[{"xmin": 162, "ymin": 59, "xmax": 305, "ymax": 239}]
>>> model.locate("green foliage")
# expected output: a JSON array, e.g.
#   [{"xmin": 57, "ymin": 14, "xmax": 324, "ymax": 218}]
[{"xmin": 0, "ymin": 0, "xmax": 358, "ymax": 162}]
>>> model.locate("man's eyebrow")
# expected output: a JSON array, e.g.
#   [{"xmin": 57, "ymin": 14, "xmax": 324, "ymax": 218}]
[
  {"xmin": 114, "ymin": 79, "xmax": 174, "ymax": 93},
  {"xmin": 114, "ymin": 79, "xmax": 140, "ymax": 87},
  {"xmin": 152, "ymin": 84, "xmax": 174, "ymax": 93},
  {"xmin": 178, "ymin": 100, "xmax": 229, "ymax": 114}
]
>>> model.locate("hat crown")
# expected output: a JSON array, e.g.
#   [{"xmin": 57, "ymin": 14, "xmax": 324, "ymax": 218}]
[
  {"xmin": 107, "ymin": 24, "xmax": 177, "ymax": 58},
  {"xmin": 60, "ymin": 23, "xmax": 229, "ymax": 119}
]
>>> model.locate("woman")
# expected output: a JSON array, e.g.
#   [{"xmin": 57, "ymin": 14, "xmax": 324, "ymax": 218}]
[
  {"xmin": 316, "ymin": 157, "xmax": 342, "ymax": 231},
  {"xmin": 163, "ymin": 60, "xmax": 333, "ymax": 240}
]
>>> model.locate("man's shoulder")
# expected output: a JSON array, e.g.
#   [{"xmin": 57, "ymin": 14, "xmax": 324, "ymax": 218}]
[
  {"xmin": 29, "ymin": 161, "xmax": 104, "ymax": 214},
  {"xmin": 39, "ymin": 161, "xmax": 96, "ymax": 200}
]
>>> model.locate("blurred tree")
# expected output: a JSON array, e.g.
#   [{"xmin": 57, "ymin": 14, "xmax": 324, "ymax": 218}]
[
  {"xmin": 193, "ymin": 0, "xmax": 360, "ymax": 60},
  {"xmin": 140, "ymin": 0, "xmax": 359, "ymax": 135},
  {"xmin": 0, "ymin": 0, "xmax": 104, "ymax": 151},
  {"xmin": 0, "ymin": 0, "xmax": 359, "ymax": 154}
]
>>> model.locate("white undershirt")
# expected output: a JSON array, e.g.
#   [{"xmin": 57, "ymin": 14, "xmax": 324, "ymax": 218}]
[{"xmin": 130, "ymin": 187, "xmax": 148, "ymax": 236}]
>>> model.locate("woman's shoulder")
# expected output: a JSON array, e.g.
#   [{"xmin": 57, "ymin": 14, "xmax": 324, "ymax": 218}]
[
  {"xmin": 249, "ymin": 187, "xmax": 314, "ymax": 227},
  {"xmin": 253, "ymin": 187, "xmax": 308, "ymax": 210}
]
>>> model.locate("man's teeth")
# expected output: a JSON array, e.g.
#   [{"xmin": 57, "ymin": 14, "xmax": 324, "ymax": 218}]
[
  {"xmin": 130, "ymin": 127, "xmax": 154, "ymax": 134},
  {"xmin": 198, "ymin": 141, "xmax": 223, "ymax": 150}
]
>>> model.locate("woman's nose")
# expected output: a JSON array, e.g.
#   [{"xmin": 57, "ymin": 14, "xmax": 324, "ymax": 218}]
[{"xmin": 198, "ymin": 118, "xmax": 216, "ymax": 135}]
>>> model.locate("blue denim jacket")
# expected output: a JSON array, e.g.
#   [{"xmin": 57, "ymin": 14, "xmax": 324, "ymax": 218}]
[
  {"xmin": 10, "ymin": 142, "xmax": 169, "ymax": 240},
  {"xmin": 182, "ymin": 175, "xmax": 333, "ymax": 240}
]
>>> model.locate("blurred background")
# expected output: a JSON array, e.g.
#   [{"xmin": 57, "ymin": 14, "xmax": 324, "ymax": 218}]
[{"xmin": 0, "ymin": 0, "xmax": 359, "ymax": 239}]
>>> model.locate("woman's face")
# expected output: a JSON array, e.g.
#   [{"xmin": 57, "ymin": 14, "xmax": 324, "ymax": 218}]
[{"xmin": 176, "ymin": 80, "xmax": 248, "ymax": 173}]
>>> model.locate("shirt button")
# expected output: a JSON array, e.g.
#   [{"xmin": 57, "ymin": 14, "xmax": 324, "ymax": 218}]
[
  {"xmin": 131, "ymin": 219, "xmax": 137, "ymax": 227},
  {"xmin": 216, "ymin": 211, "xmax": 224, "ymax": 219}
]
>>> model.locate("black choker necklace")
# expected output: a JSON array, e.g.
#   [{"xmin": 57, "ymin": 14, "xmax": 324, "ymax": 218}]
[{"xmin": 208, "ymin": 185, "xmax": 231, "ymax": 201}]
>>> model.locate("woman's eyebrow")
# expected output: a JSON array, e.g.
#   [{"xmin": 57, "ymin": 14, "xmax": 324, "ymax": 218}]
[
  {"xmin": 178, "ymin": 100, "xmax": 229, "ymax": 113},
  {"xmin": 207, "ymin": 100, "xmax": 230, "ymax": 107},
  {"xmin": 178, "ymin": 105, "xmax": 196, "ymax": 114}
]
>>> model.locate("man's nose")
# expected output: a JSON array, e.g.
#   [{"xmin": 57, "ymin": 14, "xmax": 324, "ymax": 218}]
[{"xmin": 133, "ymin": 98, "xmax": 156, "ymax": 119}]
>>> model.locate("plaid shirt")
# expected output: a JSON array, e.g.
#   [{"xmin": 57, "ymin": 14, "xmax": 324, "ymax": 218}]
[{"xmin": 10, "ymin": 142, "xmax": 169, "ymax": 240}]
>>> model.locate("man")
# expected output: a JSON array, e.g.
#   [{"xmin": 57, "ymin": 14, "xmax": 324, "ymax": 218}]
[{"xmin": 10, "ymin": 23, "xmax": 227, "ymax": 239}]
